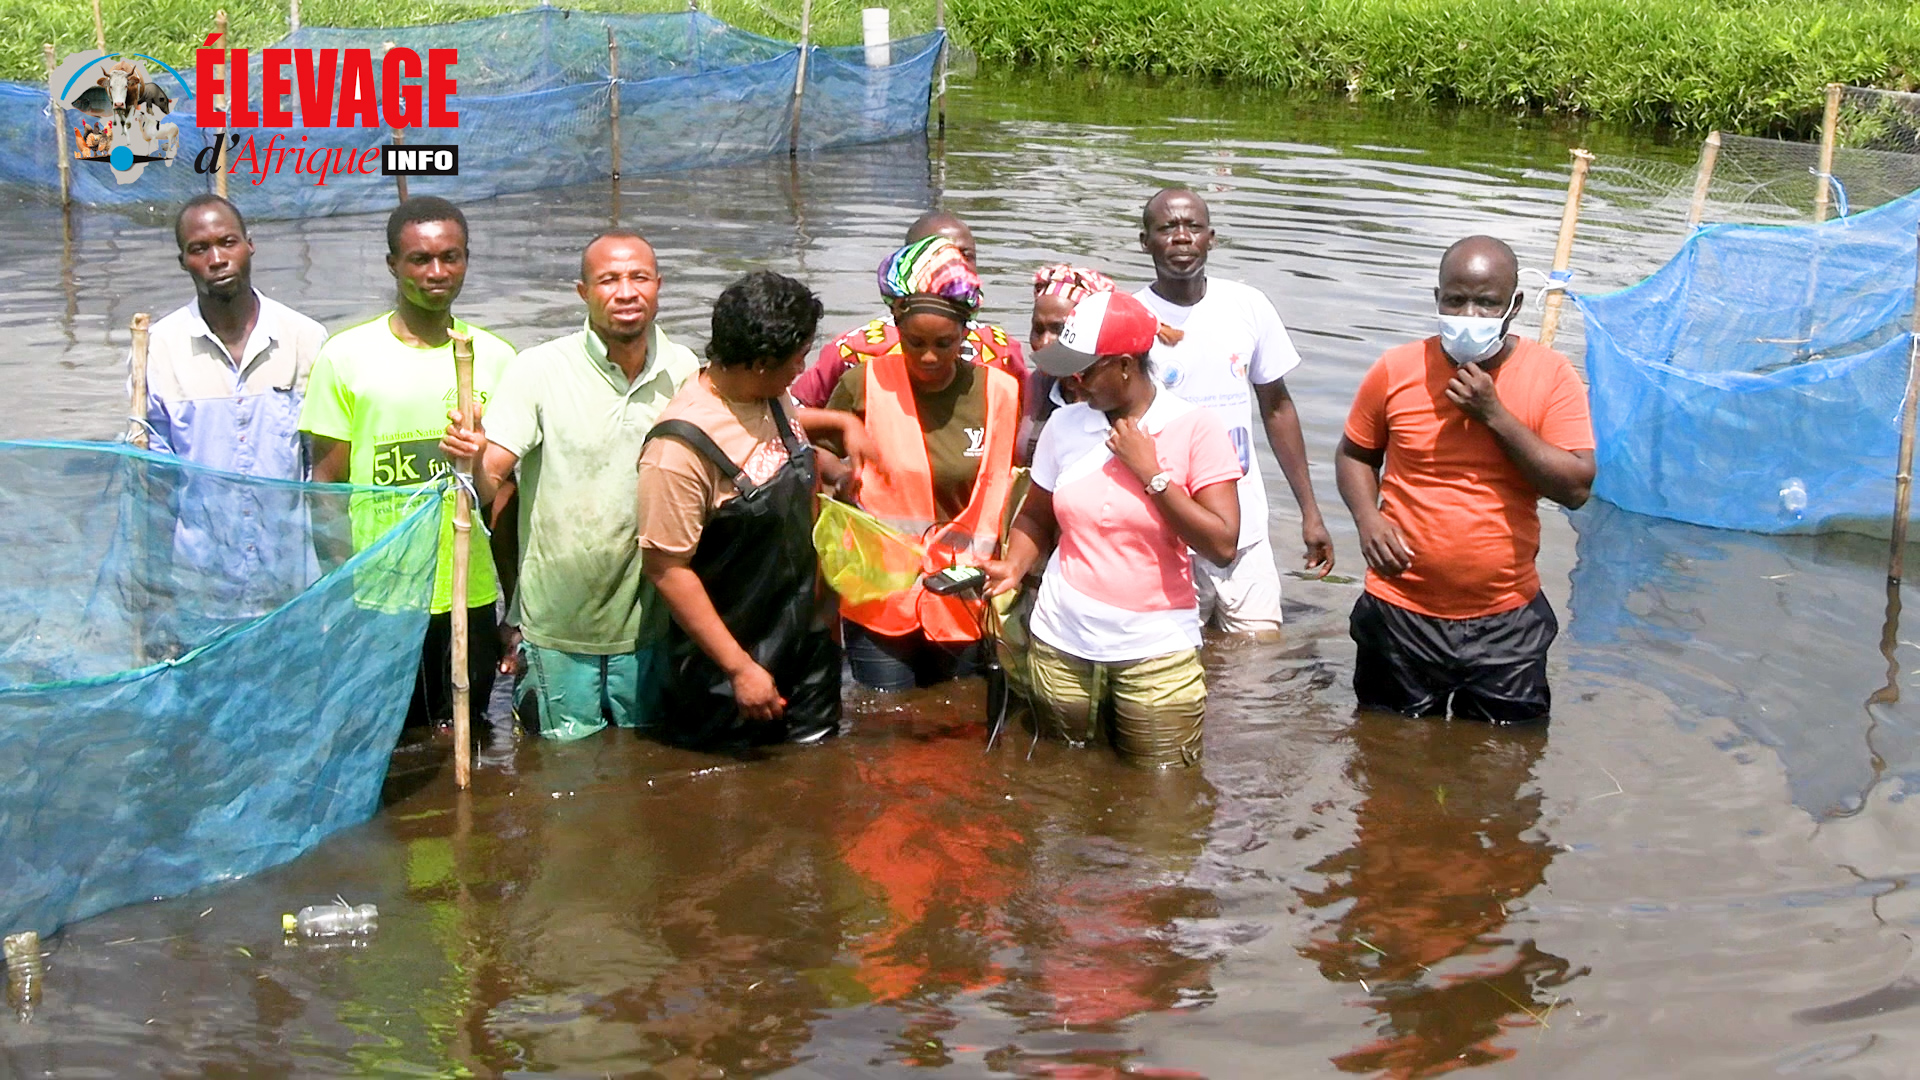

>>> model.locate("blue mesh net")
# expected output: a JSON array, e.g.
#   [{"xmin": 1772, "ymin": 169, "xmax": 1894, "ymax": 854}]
[
  {"xmin": 0, "ymin": 442, "xmax": 443, "ymax": 936},
  {"xmin": 0, "ymin": 9, "xmax": 940, "ymax": 218},
  {"xmin": 1576, "ymin": 189, "xmax": 1920, "ymax": 534}
]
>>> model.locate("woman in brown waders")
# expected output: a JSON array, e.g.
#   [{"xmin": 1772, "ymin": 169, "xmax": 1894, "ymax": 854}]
[{"xmin": 637, "ymin": 271, "xmax": 843, "ymax": 748}]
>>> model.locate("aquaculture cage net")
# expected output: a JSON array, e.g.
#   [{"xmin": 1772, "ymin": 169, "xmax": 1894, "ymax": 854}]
[
  {"xmin": 0, "ymin": 8, "xmax": 942, "ymax": 219},
  {"xmin": 1586, "ymin": 87, "xmax": 1920, "ymax": 232},
  {"xmin": 1574, "ymin": 190, "xmax": 1920, "ymax": 535},
  {"xmin": 0, "ymin": 442, "xmax": 444, "ymax": 937}
]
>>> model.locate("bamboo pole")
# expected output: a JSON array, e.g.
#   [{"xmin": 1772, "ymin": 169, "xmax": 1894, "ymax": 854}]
[
  {"xmin": 289, "ymin": 0, "xmax": 300, "ymax": 32},
  {"xmin": 448, "ymin": 330, "xmax": 476, "ymax": 789},
  {"xmin": 607, "ymin": 26, "xmax": 621, "ymax": 183},
  {"xmin": 214, "ymin": 10, "xmax": 229, "ymax": 199},
  {"xmin": 1887, "ymin": 233, "xmax": 1920, "ymax": 584},
  {"xmin": 1686, "ymin": 130, "xmax": 1721, "ymax": 231},
  {"xmin": 934, "ymin": 0, "xmax": 947, "ymax": 135},
  {"xmin": 1537, "ymin": 148, "xmax": 1594, "ymax": 350},
  {"xmin": 1815, "ymin": 82, "xmax": 1842, "ymax": 223},
  {"xmin": 127, "ymin": 312, "xmax": 151, "ymax": 448},
  {"xmin": 788, "ymin": 0, "xmax": 812, "ymax": 157},
  {"xmin": 91, "ymin": 0, "xmax": 107, "ymax": 53},
  {"xmin": 44, "ymin": 44, "xmax": 71, "ymax": 210},
  {"xmin": 392, "ymin": 127, "xmax": 408, "ymax": 203}
]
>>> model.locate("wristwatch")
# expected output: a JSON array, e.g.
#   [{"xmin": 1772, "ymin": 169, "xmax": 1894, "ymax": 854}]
[{"xmin": 1145, "ymin": 471, "xmax": 1174, "ymax": 495}]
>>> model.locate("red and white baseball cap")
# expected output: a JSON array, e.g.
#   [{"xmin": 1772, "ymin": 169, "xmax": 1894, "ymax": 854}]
[{"xmin": 1032, "ymin": 289, "xmax": 1161, "ymax": 377}]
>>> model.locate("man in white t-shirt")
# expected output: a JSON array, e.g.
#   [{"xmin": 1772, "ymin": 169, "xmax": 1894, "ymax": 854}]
[{"xmin": 1134, "ymin": 187, "xmax": 1334, "ymax": 634}]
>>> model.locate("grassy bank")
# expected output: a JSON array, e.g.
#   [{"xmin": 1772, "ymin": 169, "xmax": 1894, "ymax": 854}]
[
  {"xmin": 950, "ymin": 0, "xmax": 1919, "ymax": 135},
  {"xmin": 1, "ymin": 0, "xmax": 941, "ymax": 85},
  {"xmin": 8, "ymin": 0, "xmax": 1915, "ymax": 134}
]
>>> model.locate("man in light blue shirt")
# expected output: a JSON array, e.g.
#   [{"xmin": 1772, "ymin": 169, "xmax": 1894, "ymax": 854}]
[{"xmin": 141, "ymin": 195, "xmax": 328, "ymax": 627}]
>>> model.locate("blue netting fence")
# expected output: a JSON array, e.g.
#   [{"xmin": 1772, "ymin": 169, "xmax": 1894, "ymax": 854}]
[
  {"xmin": 1576, "ymin": 189, "xmax": 1920, "ymax": 535},
  {"xmin": 0, "ymin": 442, "xmax": 443, "ymax": 937},
  {"xmin": 0, "ymin": 9, "xmax": 941, "ymax": 218}
]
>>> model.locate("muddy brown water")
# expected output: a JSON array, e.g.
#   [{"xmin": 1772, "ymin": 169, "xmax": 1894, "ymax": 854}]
[{"xmin": 3, "ymin": 70, "xmax": 1919, "ymax": 1078}]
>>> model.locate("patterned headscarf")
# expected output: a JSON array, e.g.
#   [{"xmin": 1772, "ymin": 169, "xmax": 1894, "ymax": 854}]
[
  {"xmin": 1032, "ymin": 262, "xmax": 1184, "ymax": 346},
  {"xmin": 1032, "ymin": 264, "xmax": 1116, "ymax": 305},
  {"xmin": 877, "ymin": 236, "xmax": 982, "ymax": 321}
]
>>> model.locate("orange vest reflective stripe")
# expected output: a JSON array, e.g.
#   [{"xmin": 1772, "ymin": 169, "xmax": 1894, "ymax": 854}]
[{"xmin": 842, "ymin": 356, "xmax": 1019, "ymax": 643}]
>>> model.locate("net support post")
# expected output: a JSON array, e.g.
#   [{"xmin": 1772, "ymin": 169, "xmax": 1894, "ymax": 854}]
[
  {"xmin": 290, "ymin": 0, "xmax": 300, "ymax": 32},
  {"xmin": 449, "ymin": 330, "xmax": 476, "ymax": 790},
  {"xmin": 127, "ymin": 312, "xmax": 151, "ymax": 449},
  {"xmin": 608, "ymin": 26, "xmax": 621, "ymax": 183},
  {"xmin": 1537, "ymin": 148, "xmax": 1594, "ymax": 350},
  {"xmin": 1888, "ymin": 232, "xmax": 1920, "ymax": 584},
  {"xmin": 1686, "ymin": 131, "xmax": 1721, "ymax": 231},
  {"xmin": 788, "ymin": 0, "xmax": 813, "ymax": 157},
  {"xmin": 91, "ymin": 0, "xmax": 107, "ymax": 53},
  {"xmin": 1815, "ymin": 82, "xmax": 1842, "ymax": 223},
  {"xmin": 391, "ymin": 128, "xmax": 408, "ymax": 203},
  {"xmin": 862, "ymin": 8, "xmax": 890, "ymax": 68},
  {"xmin": 44, "ymin": 44, "xmax": 71, "ymax": 210},
  {"xmin": 935, "ymin": 0, "xmax": 947, "ymax": 134},
  {"xmin": 214, "ymin": 9, "xmax": 229, "ymax": 199}
]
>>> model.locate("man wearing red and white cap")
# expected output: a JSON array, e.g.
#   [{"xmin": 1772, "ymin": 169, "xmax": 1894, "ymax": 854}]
[{"xmin": 986, "ymin": 289, "xmax": 1244, "ymax": 767}]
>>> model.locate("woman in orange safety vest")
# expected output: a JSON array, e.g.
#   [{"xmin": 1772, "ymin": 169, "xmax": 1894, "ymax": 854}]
[{"xmin": 819, "ymin": 236, "xmax": 1021, "ymax": 691}]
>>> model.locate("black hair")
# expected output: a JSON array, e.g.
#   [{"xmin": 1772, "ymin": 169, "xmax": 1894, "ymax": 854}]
[
  {"xmin": 707, "ymin": 271, "xmax": 823, "ymax": 370},
  {"xmin": 386, "ymin": 196, "xmax": 468, "ymax": 256},
  {"xmin": 580, "ymin": 229, "xmax": 651, "ymax": 282},
  {"xmin": 173, "ymin": 194, "xmax": 246, "ymax": 249}
]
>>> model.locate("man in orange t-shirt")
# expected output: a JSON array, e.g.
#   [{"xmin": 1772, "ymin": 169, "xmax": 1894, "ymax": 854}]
[{"xmin": 1335, "ymin": 236, "xmax": 1596, "ymax": 722}]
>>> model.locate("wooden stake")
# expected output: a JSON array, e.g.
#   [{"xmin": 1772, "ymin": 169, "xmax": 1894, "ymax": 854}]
[
  {"xmin": 392, "ymin": 128, "xmax": 408, "ymax": 203},
  {"xmin": 934, "ymin": 0, "xmax": 948, "ymax": 135},
  {"xmin": 91, "ymin": 0, "xmax": 107, "ymax": 53},
  {"xmin": 448, "ymin": 330, "xmax": 476, "ymax": 789},
  {"xmin": 127, "ymin": 312, "xmax": 151, "ymax": 448},
  {"xmin": 608, "ymin": 26, "xmax": 621, "ymax": 183},
  {"xmin": 1686, "ymin": 130, "xmax": 1721, "ymax": 231},
  {"xmin": 1537, "ymin": 148, "xmax": 1594, "ymax": 350},
  {"xmin": 44, "ymin": 44, "xmax": 72, "ymax": 210},
  {"xmin": 214, "ymin": 10, "xmax": 229, "ymax": 199},
  {"xmin": 1888, "ymin": 232, "xmax": 1920, "ymax": 584},
  {"xmin": 1815, "ymin": 82, "xmax": 1842, "ymax": 223},
  {"xmin": 289, "ymin": 0, "xmax": 300, "ymax": 32},
  {"xmin": 788, "ymin": 0, "xmax": 812, "ymax": 157}
]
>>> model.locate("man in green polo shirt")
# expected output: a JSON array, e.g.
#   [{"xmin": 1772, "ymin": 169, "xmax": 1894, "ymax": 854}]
[
  {"xmin": 441, "ymin": 230, "xmax": 700, "ymax": 739},
  {"xmin": 302, "ymin": 196, "xmax": 517, "ymax": 733}
]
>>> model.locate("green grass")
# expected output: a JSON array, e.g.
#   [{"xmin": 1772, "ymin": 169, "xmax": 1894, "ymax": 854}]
[
  {"xmin": 8, "ymin": 0, "xmax": 1917, "ymax": 133},
  {"xmin": 949, "ymin": 0, "xmax": 1920, "ymax": 135},
  {"xmin": 1, "ymin": 0, "xmax": 941, "ymax": 85}
]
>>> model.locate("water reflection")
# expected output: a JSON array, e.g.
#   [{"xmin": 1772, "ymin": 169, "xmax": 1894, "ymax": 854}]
[
  {"xmin": 1298, "ymin": 714, "xmax": 1576, "ymax": 1076},
  {"xmin": 1568, "ymin": 501, "xmax": 1920, "ymax": 819}
]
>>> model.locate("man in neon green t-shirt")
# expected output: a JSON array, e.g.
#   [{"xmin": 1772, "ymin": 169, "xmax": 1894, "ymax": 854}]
[{"xmin": 300, "ymin": 196, "xmax": 517, "ymax": 731}]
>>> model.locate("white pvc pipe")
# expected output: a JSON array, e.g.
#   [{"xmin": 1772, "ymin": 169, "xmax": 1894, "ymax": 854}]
[{"xmin": 862, "ymin": 8, "xmax": 891, "ymax": 68}]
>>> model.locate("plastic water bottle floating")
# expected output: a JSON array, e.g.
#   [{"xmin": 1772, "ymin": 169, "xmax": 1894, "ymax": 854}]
[
  {"xmin": 1780, "ymin": 478, "xmax": 1808, "ymax": 518},
  {"xmin": 283, "ymin": 901, "xmax": 379, "ymax": 938},
  {"xmin": 4, "ymin": 930, "xmax": 42, "ymax": 1013}
]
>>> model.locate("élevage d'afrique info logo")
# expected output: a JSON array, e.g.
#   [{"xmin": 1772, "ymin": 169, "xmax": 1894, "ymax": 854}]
[{"xmin": 48, "ymin": 36, "xmax": 461, "ymax": 188}]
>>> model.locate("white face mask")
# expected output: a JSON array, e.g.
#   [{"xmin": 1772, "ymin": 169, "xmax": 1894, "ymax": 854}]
[{"xmin": 1436, "ymin": 295, "xmax": 1519, "ymax": 366}]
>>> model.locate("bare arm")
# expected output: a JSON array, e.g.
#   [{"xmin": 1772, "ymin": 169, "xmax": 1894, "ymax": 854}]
[
  {"xmin": 1447, "ymin": 362, "xmax": 1596, "ymax": 509},
  {"xmin": 1255, "ymin": 377, "xmax": 1334, "ymax": 575},
  {"xmin": 984, "ymin": 485, "xmax": 1058, "ymax": 595},
  {"xmin": 1335, "ymin": 436, "xmax": 1414, "ymax": 576},
  {"xmin": 306, "ymin": 434, "xmax": 354, "ymax": 569},
  {"xmin": 642, "ymin": 548, "xmax": 784, "ymax": 721}
]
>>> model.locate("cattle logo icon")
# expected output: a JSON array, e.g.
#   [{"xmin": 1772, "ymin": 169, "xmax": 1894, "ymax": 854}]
[{"xmin": 47, "ymin": 50, "xmax": 189, "ymax": 185}]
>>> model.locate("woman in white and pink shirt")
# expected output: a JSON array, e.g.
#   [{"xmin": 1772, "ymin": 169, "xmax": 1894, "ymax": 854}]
[{"xmin": 984, "ymin": 290, "xmax": 1242, "ymax": 766}]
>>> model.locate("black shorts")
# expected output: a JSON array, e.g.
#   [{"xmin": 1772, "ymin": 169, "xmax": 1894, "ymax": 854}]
[{"xmin": 1349, "ymin": 591, "xmax": 1557, "ymax": 723}]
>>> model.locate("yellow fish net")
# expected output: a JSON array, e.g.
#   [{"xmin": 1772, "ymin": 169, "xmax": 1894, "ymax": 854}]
[{"xmin": 812, "ymin": 497, "xmax": 925, "ymax": 606}]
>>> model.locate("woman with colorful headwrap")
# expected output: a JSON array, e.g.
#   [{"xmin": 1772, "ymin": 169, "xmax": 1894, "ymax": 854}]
[{"xmin": 816, "ymin": 236, "xmax": 1024, "ymax": 692}]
